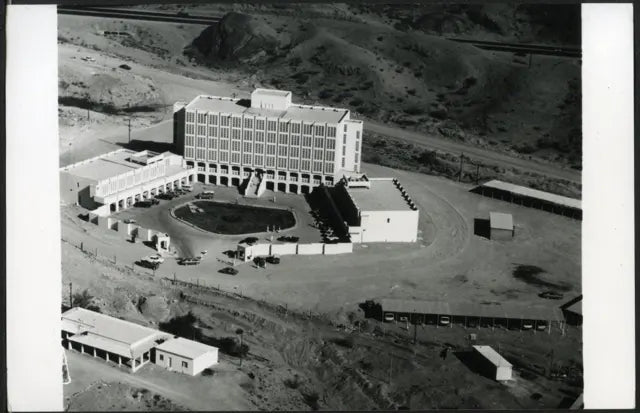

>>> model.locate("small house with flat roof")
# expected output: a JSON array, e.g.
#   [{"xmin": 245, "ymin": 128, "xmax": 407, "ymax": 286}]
[
  {"xmin": 472, "ymin": 345, "xmax": 513, "ymax": 381},
  {"xmin": 154, "ymin": 337, "xmax": 219, "ymax": 376}
]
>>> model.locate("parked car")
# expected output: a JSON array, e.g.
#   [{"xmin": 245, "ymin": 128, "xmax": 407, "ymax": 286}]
[
  {"xmin": 178, "ymin": 258, "xmax": 200, "ymax": 266},
  {"xmin": 150, "ymin": 199, "xmax": 160, "ymax": 205},
  {"xmin": 134, "ymin": 201, "xmax": 152, "ymax": 208},
  {"xmin": 181, "ymin": 185, "xmax": 193, "ymax": 192},
  {"xmin": 522, "ymin": 321, "xmax": 534, "ymax": 330},
  {"xmin": 438, "ymin": 316, "xmax": 451, "ymax": 326},
  {"xmin": 143, "ymin": 254, "xmax": 164, "ymax": 264},
  {"xmin": 124, "ymin": 218, "xmax": 136, "ymax": 224},
  {"xmin": 266, "ymin": 255, "xmax": 280, "ymax": 264},
  {"xmin": 137, "ymin": 260, "xmax": 159, "ymax": 270},
  {"xmin": 399, "ymin": 316, "xmax": 409, "ymax": 323},
  {"xmin": 536, "ymin": 322, "xmax": 548, "ymax": 331},
  {"xmin": 219, "ymin": 267, "xmax": 238, "ymax": 275},
  {"xmin": 384, "ymin": 313, "xmax": 395, "ymax": 322},
  {"xmin": 539, "ymin": 291, "xmax": 564, "ymax": 300}
]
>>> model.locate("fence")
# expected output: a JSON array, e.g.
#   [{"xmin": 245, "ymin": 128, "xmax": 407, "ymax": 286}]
[{"xmin": 238, "ymin": 241, "xmax": 353, "ymax": 261}]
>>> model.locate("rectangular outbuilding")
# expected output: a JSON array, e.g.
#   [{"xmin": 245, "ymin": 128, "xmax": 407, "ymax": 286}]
[
  {"xmin": 489, "ymin": 212, "xmax": 514, "ymax": 240},
  {"xmin": 329, "ymin": 174, "xmax": 419, "ymax": 243},
  {"xmin": 154, "ymin": 337, "xmax": 219, "ymax": 376},
  {"xmin": 62, "ymin": 307, "xmax": 172, "ymax": 372},
  {"xmin": 472, "ymin": 345, "xmax": 513, "ymax": 381}
]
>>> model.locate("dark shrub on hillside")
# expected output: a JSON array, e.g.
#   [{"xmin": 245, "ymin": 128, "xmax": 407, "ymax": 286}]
[
  {"xmin": 350, "ymin": 98, "xmax": 363, "ymax": 106},
  {"xmin": 404, "ymin": 105, "xmax": 425, "ymax": 115}
]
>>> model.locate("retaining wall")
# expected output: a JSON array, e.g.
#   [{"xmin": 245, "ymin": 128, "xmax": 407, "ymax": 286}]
[
  {"xmin": 271, "ymin": 243, "xmax": 297, "ymax": 256},
  {"xmin": 297, "ymin": 243, "xmax": 324, "ymax": 255},
  {"xmin": 324, "ymin": 242, "xmax": 353, "ymax": 254}
]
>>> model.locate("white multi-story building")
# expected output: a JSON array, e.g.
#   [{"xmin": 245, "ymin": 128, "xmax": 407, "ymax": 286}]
[
  {"xmin": 59, "ymin": 149, "xmax": 195, "ymax": 216},
  {"xmin": 173, "ymin": 88, "xmax": 363, "ymax": 196}
]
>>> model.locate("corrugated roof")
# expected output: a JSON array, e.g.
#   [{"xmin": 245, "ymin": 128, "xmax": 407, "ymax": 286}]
[
  {"xmin": 473, "ymin": 345, "xmax": 513, "ymax": 368},
  {"xmin": 156, "ymin": 337, "xmax": 218, "ymax": 360},
  {"xmin": 481, "ymin": 180, "xmax": 581, "ymax": 210},
  {"xmin": 68, "ymin": 334, "xmax": 134, "ymax": 359},
  {"xmin": 380, "ymin": 298, "xmax": 563, "ymax": 322},
  {"xmin": 489, "ymin": 212, "xmax": 514, "ymax": 230},
  {"xmin": 62, "ymin": 307, "xmax": 166, "ymax": 347}
]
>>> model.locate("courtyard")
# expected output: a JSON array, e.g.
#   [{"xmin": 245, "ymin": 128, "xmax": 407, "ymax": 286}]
[{"xmin": 174, "ymin": 201, "xmax": 296, "ymax": 235}]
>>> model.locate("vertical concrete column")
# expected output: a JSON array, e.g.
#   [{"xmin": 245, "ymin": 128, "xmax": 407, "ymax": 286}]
[
  {"xmin": 80, "ymin": 344, "xmax": 84, "ymax": 354},
  {"xmin": 93, "ymin": 348, "xmax": 96, "ymax": 357},
  {"xmin": 106, "ymin": 352, "xmax": 110, "ymax": 362},
  {"xmin": 118, "ymin": 356, "xmax": 121, "ymax": 366},
  {"xmin": 131, "ymin": 358, "xmax": 136, "ymax": 372},
  {"xmin": 114, "ymin": 200, "xmax": 119, "ymax": 212},
  {"xmin": 67, "ymin": 340, "xmax": 71, "ymax": 350}
]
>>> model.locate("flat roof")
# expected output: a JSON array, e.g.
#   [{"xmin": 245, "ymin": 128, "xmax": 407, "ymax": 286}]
[
  {"xmin": 63, "ymin": 149, "xmax": 182, "ymax": 182},
  {"xmin": 347, "ymin": 178, "xmax": 413, "ymax": 212},
  {"xmin": 481, "ymin": 180, "xmax": 581, "ymax": 210},
  {"xmin": 473, "ymin": 345, "xmax": 513, "ymax": 368},
  {"xmin": 186, "ymin": 95, "xmax": 349, "ymax": 124},
  {"xmin": 62, "ymin": 307, "xmax": 167, "ymax": 348},
  {"xmin": 380, "ymin": 298, "xmax": 564, "ymax": 322},
  {"xmin": 156, "ymin": 337, "xmax": 218, "ymax": 360},
  {"xmin": 489, "ymin": 212, "xmax": 513, "ymax": 230},
  {"xmin": 252, "ymin": 88, "xmax": 291, "ymax": 97}
]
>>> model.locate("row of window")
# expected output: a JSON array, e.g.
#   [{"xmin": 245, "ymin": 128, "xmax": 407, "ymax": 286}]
[
  {"xmin": 184, "ymin": 147, "xmax": 335, "ymax": 174},
  {"xmin": 185, "ymin": 113, "xmax": 338, "ymax": 138},
  {"xmin": 185, "ymin": 135, "xmax": 336, "ymax": 151},
  {"xmin": 186, "ymin": 143, "xmax": 335, "ymax": 161}
]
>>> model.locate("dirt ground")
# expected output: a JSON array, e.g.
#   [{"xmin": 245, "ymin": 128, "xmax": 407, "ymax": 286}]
[
  {"xmin": 60, "ymin": 164, "xmax": 581, "ymax": 409},
  {"xmin": 58, "ymin": 7, "xmax": 582, "ymax": 410},
  {"xmin": 60, "ymin": 230, "xmax": 582, "ymax": 410}
]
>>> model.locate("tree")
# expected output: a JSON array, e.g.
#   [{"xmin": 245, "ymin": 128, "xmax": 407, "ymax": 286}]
[{"xmin": 72, "ymin": 289, "xmax": 101, "ymax": 312}]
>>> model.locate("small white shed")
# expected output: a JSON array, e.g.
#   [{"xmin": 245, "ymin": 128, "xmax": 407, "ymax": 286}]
[
  {"xmin": 472, "ymin": 345, "xmax": 512, "ymax": 381},
  {"xmin": 489, "ymin": 212, "xmax": 514, "ymax": 240},
  {"xmin": 155, "ymin": 337, "xmax": 219, "ymax": 376}
]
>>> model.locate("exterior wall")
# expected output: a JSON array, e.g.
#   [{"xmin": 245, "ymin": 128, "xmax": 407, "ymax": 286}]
[
  {"xmin": 251, "ymin": 90, "xmax": 291, "ymax": 110},
  {"xmin": 191, "ymin": 349, "xmax": 219, "ymax": 375},
  {"xmin": 239, "ymin": 242, "xmax": 353, "ymax": 259},
  {"xmin": 496, "ymin": 365, "xmax": 512, "ymax": 381},
  {"xmin": 359, "ymin": 210, "xmax": 419, "ymax": 243},
  {"xmin": 173, "ymin": 104, "xmax": 186, "ymax": 155},
  {"xmin": 340, "ymin": 119, "xmax": 363, "ymax": 173},
  {"xmin": 59, "ymin": 171, "xmax": 101, "ymax": 209},
  {"xmin": 323, "ymin": 242, "xmax": 353, "ymax": 254},
  {"xmin": 490, "ymin": 227, "xmax": 514, "ymax": 241},
  {"xmin": 271, "ymin": 243, "xmax": 297, "ymax": 256},
  {"xmin": 297, "ymin": 243, "xmax": 324, "ymax": 255},
  {"xmin": 154, "ymin": 350, "xmax": 194, "ymax": 375},
  {"xmin": 178, "ymin": 93, "xmax": 364, "ymax": 194}
]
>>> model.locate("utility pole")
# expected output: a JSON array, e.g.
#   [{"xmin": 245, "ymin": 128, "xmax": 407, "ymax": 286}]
[
  {"xmin": 458, "ymin": 153, "xmax": 464, "ymax": 182},
  {"xmin": 128, "ymin": 118, "xmax": 131, "ymax": 144},
  {"xmin": 69, "ymin": 282, "xmax": 73, "ymax": 308}
]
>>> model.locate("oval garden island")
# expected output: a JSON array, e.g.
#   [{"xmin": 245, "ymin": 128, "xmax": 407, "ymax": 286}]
[{"xmin": 174, "ymin": 201, "xmax": 296, "ymax": 235}]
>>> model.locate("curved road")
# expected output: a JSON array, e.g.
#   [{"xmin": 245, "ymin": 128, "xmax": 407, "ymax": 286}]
[{"xmin": 364, "ymin": 121, "xmax": 581, "ymax": 184}]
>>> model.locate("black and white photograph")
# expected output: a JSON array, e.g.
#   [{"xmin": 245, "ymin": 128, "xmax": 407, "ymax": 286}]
[{"xmin": 4, "ymin": 1, "xmax": 635, "ymax": 411}]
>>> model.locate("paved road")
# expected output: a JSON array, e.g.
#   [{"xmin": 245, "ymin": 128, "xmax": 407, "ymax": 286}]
[
  {"xmin": 363, "ymin": 121, "xmax": 582, "ymax": 184},
  {"xmin": 58, "ymin": 6, "xmax": 221, "ymax": 25}
]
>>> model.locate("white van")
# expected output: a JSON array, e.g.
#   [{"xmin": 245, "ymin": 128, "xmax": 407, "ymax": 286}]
[{"xmin": 181, "ymin": 184, "xmax": 193, "ymax": 192}]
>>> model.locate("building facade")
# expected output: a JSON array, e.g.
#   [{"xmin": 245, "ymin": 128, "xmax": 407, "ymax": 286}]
[
  {"xmin": 60, "ymin": 149, "xmax": 195, "ymax": 216},
  {"xmin": 329, "ymin": 175, "xmax": 420, "ymax": 243},
  {"xmin": 154, "ymin": 337, "xmax": 219, "ymax": 376},
  {"xmin": 173, "ymin": 88, "xmax": 363, "ymax": 196}
]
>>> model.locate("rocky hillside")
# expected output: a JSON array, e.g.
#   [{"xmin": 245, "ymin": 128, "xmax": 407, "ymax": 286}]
[{"xmin": 184, "ymin": 4, "xmax": 581, "ymax": 168}]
